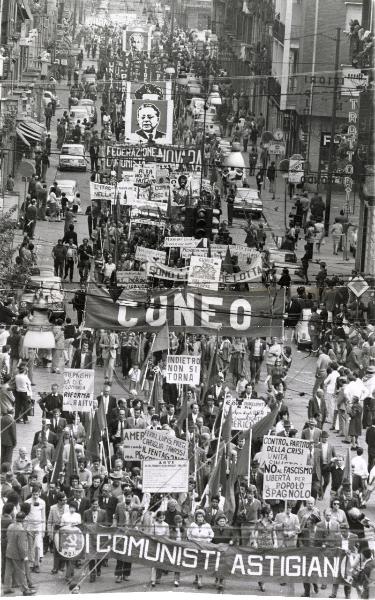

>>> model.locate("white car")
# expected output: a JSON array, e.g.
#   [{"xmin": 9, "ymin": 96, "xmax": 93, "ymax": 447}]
[
  {"xmin": 233, "ymin": 187, "xmax": 263, "ymax": 219},
  {"xmin": 58, "ymin": 144, "xmax": 86, "ymax": 171},
  {"xmin": 70, "ymin": 107, "xmax": 91, "ymax": 127},
  {"xmin": 294, "ymin": 308, "xmax": 312, "ymax": 350},
  {"xmin": 77, "ymin": 99, "xmax": 97, "ymax": 124},
  {"xmin": 42, "ymin": 90, "xmax": 56, "ymax": 108},
  {"xmin": 55, "ymin": 179, "xmax": 81, "ymax": 211}
]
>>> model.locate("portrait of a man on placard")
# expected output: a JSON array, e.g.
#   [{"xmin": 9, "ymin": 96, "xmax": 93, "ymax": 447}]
[{"xmin": 135, "ymin": 102, "xmax": 166, "ymax": 141}]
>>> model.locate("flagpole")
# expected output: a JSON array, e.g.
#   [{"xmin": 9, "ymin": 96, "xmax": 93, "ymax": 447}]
[
  {"xmin": 141, "ymin": 333, "xmax": 156, "ymax": 391},
  {"xmin": 247, "ymin": 427, "xmax": 253, "ymax": 484},
  {"xmin": 215, "ymin": 406, "xmax": 225, "ymax": 467}
]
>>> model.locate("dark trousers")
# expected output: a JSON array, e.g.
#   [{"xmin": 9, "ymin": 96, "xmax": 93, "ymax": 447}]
[
  {"xmin": 321, "ymin": 464, "xmax": 331, "ymax": 492},
  {"xmin": 227, "ymin": 203, "xmax": 233, "ymax": 226},
  {"xmin": 53, "ymin": 546, "xmax": 65, "ymax": 571},
  {"xmin": 332, "ymin": 583, "xmax": 351, "ymax": 598},
  {"xmin": 1, "ymin": 445, "xmax": 13, "ymax": 465},
  {"xmin": 250, "ymin": 357, "xmax": 262, "ymax": 383},
  {"xmin": 15, "ymin": 391, "xmax": 29, "ymax": 422},
  {"xmin": 54, "ymin": 260, "xmax": 64, "ymax": 277},
  {"xmin": 89, "ymin": 559, "xmax": 101, "ymax": 579},
  {"xmin": 90, "ymin": 155, "xmax": 98, "ymax": 171},
  {"xmin": 115, "ymin": 560, "xmax": 131, "ymax": 578},
  {"xmin": 64, "ymin": 258, "xmax": 74, "ymax": 282},
  {"xmin": 121, "ymin": 346, "xmax": 133, "ymax": 376}
]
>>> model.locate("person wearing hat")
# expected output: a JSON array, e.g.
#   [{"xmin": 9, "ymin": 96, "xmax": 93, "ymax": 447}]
[{"xmin": 187, "ymin": 509, "xmax": 214, "ymax": 589}]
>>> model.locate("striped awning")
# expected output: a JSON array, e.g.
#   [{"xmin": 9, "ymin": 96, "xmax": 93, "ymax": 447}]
[
  {"xmin": 16, "ymin": 118, "xmax": 46, "ymax": 143},
  {"xmin": 16, "ymin": 127, "xmax": 30, "ymax": 146}
]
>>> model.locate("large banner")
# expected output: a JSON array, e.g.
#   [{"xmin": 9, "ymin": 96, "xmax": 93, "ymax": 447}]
[
  {"xmin": 124, "ymin": 99, "xmax": 173, "ymax": 145},
  {"xmin": 85, "ymin": 285, "xmax": 285, "ymax": 337},
  {"xmin": 262, "ymin": 436, "xmax": 313, "ymax": 501},
  {"xmin": 63, "ymin": 369, "xmax": 95, "ymax": 412},
  {"xmin": 61, "ymin": 526, "xmax": 348, "ymax": 584},
  {"xmin": 135, "ymin": 246, "xmax": 166, "ymax": 263},
  {"xmin": 220, "ymin": 255, "xmax": 263, "ymax": 285},
  {"xmin": 106, "ymin": 145, "xmax": 201, "ymax": 170},
  {"xmin": 166, "ymin": 355, "xmax": 201, "ymax": 385},
  {"xmin": 146, "ymin": 262, "xmax": 189, "ymax": 282},
  {"xmin": 116, "ymin": 271, "xmax": 148, "ymax": 291}
]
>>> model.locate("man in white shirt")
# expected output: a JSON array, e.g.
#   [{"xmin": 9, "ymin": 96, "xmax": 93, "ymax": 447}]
[
  {"xmin": 0, "ymin": 324, "xmax": 10, "ymax": 347},
  {"xmin": 324, "ymin": 363, "xmax": 340, "ymax": 428},
  {"xmin": 351, "ymin": 447, "xmax": 368, "ymax": 504},
  {"xmin": 14, "ymin": 365, "xmax": 32, "ymax": 423}
]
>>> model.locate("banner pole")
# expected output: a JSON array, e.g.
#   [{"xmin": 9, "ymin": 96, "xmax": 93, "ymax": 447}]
[
  {"xmin": 215, "ymin": 405, "xmax": 225, "ymax": 467},
  {"xmin": 247, "ymin": 427, "xmax": 253, "ymax": 484}
]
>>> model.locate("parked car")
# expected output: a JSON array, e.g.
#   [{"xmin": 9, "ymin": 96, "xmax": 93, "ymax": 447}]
[
  {"xmin": 77, "ymin": 98, "xmax": 97, "ymax": 124},
  {"xmin": 263, "ymin": 247, "xmax": 302, "ymax": 279},
  {"xmin": 19, "ymin": 275, "xmax": 66, "ymax": 322},
  {"xmin": 294, "ymin": 308, "xmax": 312, "ymax": 350},
  {"xmin": 58, "ymin": 144, "xmax": 86, "ymax": 171},
  {"xmin": 233, "ymin": 187, "xmax": 263, "ymax": 219},
  {"xmin": 195, "ymin": 113, "xmax": 222, "ymax": 136},
  {"xmin": 55, "ymin": 179, "xmax": 81, "ymax": 212},
  {"xmin": 70, "ymin": 107, "xmax": 91, "ymax": 126}
]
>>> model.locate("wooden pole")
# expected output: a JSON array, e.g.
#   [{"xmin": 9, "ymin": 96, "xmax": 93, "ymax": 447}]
[
  {"xmin": 214, "ymin": 406, "xmax": 225, "ymax": 467},
  {"xmin": 247, "ymin": 427, "xmax": 253, "ymax": 484}
]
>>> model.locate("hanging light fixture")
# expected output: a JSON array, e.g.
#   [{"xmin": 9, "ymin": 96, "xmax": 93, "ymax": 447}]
[{"xmin": 23, "ymin": 292, "xmax": 55, "ymax": 349}]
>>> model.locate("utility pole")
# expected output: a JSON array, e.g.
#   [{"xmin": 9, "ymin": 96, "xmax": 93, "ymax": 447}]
[{"xmin": 324, "ymin": 27, "xmax": 341, "ymax": 236}]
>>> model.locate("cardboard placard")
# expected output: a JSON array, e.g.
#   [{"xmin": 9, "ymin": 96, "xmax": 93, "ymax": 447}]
[
  {"xmin": 141, "ymin": 430, "xmax": 188, "ymax": 461},
  {"xmin": 262, "ymin": 436, "xmax": 313, "ymax": 501},
  {"xmin": 142, "ymin": 460, "xmax": 189, "ymax": 492},
  {"xmin": 166, "ymin": 355, "xmax": 201, "ymax": 385},
  {"xmin": 63, "ymin": 369, "xmax": 95, "ymax": 412}
]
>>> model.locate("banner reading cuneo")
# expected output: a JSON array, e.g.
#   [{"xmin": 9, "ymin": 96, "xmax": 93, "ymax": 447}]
[
  {"xmin": 55, "ymin": 525, "xmax": 348, "ymax": 584},
  {"xmin": 85, "ymin": 285, "xmax": 284, "ymax": 338},
  {"xmin": 63, "ymin": 369, "xmax": 95, "ymax": 412}
]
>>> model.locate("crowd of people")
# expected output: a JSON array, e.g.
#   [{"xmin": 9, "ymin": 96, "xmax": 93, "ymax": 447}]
[{"xmin": 1, "ymin": 6, "xmax": 375, "ymax": 600}]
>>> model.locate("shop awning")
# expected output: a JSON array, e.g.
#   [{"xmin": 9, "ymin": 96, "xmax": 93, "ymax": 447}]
[
  {"xmin": 16, "ymin": 118, "xmax": 46, "ymax": 143},
  {"xmin": 16, "ymin": 127, "xmax": 31, "ymax": 146}
]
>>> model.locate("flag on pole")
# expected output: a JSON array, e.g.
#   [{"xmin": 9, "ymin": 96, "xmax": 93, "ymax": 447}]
[
  {"xmin": 65, "ymin": 435, "xmax": 79, "ymax": 484},
  {"xmin": 207, "ymin": 447, "xmax": 226, "ymax": 498},
  {"xmin": 50, "ymin": 436, "xmax": 64, "ymax": 484},
  {"xmin": 222, "ymin": 246, "xmax": 233, "ymax": 274},
  {"xmin": 96, "ymin": 400, "xmax": 107, "ymax": 432},
  {"xmin": 201, "ymin": 335, "xmax": 219, "ymax": 403},
  {"xmin": 224, "ymin": 461, "xmax": 237, "ymax": 522},
  {"xmin": 86, "ymin": 412, "xmax": 102, "ymax": 461},
  {"xmin": 176, "ymin": 393, "xmax": 191, "ymax": 431},
  {"xmin": 343, "ymin": 446, "xmax": 352, "ymax": 492},
  {"xmin": 221, "ymin": 406, "xmax": 233, "ymax": 443},
  {"xmin": 235, "ymin": 405, "xmax": 279, "ymax": 477},
  {"xmin": 152, "ymin": 322, "xmax": 169, "ymax": 353}
]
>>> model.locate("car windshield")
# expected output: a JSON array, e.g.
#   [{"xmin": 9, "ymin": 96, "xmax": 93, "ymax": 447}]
[
  {"xmin": 61, "ymin": 146, "xmax": 84, "ymax": 156},
  {"xmin": 25, "ymin": 281, "xmax": 62, "ymax": 292},
  {"xmin": 236, "ymin": 189, "xmax": 259, "ymax": 200}
]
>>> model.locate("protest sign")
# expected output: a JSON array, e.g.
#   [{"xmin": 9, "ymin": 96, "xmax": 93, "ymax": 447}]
[
  {"xmin": 262, "ymin": 436, "xmax": 313, "ymax": 501},
  {"xmin": 221, "ymin": 255, "xmax": 263, "ymax": 284},
  {"xmin": 63, "ymin": 369, "xmax": 95, "ymax": 412},
  {"xmin": 166, "ymin": 355, "xmax": 201, "ymax": 385},
  {"xmin": 232, "ymin": 399, "xmax": 269, "ymax": 430},
  {"xmin": 141, "ymin": 429, "xmax": 188, "ymax": 460},
  {"xmin": 135, "ymin": 246, "xmax": 166, "ymax": 263},
  {"xmin": 146, "ymin": 262, "xmax": 189, "ymax": 281},
  {"xmin": 116, "ymin": 271, "xmax": 148, "ymax": 290},
  {"xmin": 188, "ymin": 256, "xmax": 222, "ymax": 291},
  {"xmin": 106, "ymin": 145, "xmax": 202, "ymax": 171},
  {"xmin": 142, "ymin": 460, "xmax": 189, "ymax": 492},
  {"xmin": 181, "ymin": 247, "xmax": 209, "ymax": 259},
  {"xmin": 89, "ymin": 182, "xmax": 116, "ymax": 203},
  {"xmin": 117, "ymin": 177, "xmax": 137, "ymax": 205},
  {"xmin": 163, "ymin": 237, "xmax": 200, "ymax": 249},
  {"xmin": 78, "ymin": 525, "xmax": 348, "ymax": 584},
  {"xmin": 122, "ymin": 429, "xmax": 145, "ymax": 461},
  {"xmin": 132, "ymin": 218, "xmax": 165, "ymax": 228},
  {"xmin": 134, "ymin": 163, "xmax": 156, "ymax": 185},
  {"xmin": 153, "ymin": 184, "xmax": 169, "ymax": 203}
]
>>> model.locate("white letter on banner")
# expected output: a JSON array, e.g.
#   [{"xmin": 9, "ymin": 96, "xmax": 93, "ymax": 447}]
[
  {"xmin": 146, "ymin": 295, "xmax": 167, "ymax": 326},
  {"xmin": 118, "ymin": 306, "xmax": 138, "ymax": 328},
  {"xmin": 174, "ymin": 293, "xmax": 195, "ymax": 326},
  {"xmin": 229, "ymin": 299, "xmax": 251, "ymax": 331},
  {"xmin": 200, "ymin": 296, "xmax": 223, "ymax": 329}
]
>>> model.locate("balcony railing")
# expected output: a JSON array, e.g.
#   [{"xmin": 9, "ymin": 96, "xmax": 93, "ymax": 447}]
[{"xmin": 272, "ymin": 19, "xmax": 285, "ymax": 44}]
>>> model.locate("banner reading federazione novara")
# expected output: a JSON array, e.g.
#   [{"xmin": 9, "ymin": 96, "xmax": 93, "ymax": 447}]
[
  {"xmin": 71, "ymin": 526, "xmax": 348, "ymax": 584},
  {"xmin": 106, "ymin": 145, "xmax": 202, "ymax": 170},
  {"xmin": 85, "ymin": 285, "xmax": 284, "ymax": 337}
]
